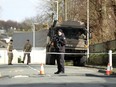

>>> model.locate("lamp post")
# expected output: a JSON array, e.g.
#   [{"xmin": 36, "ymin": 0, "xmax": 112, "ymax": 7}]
[
  {"xmin": 32, "ymin": 23, "xmax": 35, "ymax": 48},
  {"xmin": 32, "ymin": 23, "xmax": 38, "ymax": 48}
]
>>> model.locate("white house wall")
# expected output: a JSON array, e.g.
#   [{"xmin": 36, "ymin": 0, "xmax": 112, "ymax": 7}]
[{"xmin": 0, "ymin": 47, "xmax": 46, "ymax": 64}]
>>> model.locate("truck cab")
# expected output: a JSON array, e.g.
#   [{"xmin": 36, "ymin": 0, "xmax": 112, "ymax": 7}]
[{"xmin": 46, "ymin": 20, "xmax": 88, "ymax": 66}]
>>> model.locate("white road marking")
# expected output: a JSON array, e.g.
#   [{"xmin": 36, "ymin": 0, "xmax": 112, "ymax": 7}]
[
  {"xmin": 13, "ymin": 75, "xmax": 29, "ymax": 78},
  {"xmin": 27, "ymin": 65, "xmax": 39, "ymax": 72},
  {"xmin": 27, "ymin": 65, "xmax": 51, "ymax": 77}
]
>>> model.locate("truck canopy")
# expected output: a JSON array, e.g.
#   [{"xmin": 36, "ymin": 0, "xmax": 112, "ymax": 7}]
[{"xmin": 59, "ymin": 21, "xmax": 86, "ymax": 29}]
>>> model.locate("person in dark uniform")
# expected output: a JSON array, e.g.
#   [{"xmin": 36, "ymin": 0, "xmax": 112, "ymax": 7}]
[
  {"xmin": 51, "ymin": 29, "xmax": 66, "ymax": 74},
  {"xmin": 22, "ymin": 39, "xmax": 32, "ymax": 65},
  {"xmin": 7, "ymin": 39, "xmax": 13, "ymax": 65}
]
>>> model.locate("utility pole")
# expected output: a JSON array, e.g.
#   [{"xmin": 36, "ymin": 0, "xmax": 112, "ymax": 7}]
[
  {"xmin": 32, "ymin": 23, "xmax": 38, "ymax": 48},
  {"xmin": 87, "ymin": 0, "xmax": 89, "ymax": 58},
  {"xmin": 55, "ymin": 1, "xmax": 58, "ymax": 21},
  {"xmin": 32, "ymin": 23, "xmax": 35, "ymax": 48},
  {"xmin": 64, "ymin": 0, "xmax": 68, "ymax": 21}
]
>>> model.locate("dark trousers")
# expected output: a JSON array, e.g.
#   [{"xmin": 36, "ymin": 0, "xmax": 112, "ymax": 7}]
[
  {"xmin": 23, "ymin": 53, "xmax": 31, "ymax": 63},
  {"xmin": 56, "ymin": 47, "xmax": 65, "ymax": 72}
]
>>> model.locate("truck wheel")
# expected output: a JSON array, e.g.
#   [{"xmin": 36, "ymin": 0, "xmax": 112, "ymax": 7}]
[
  {"xmin": 46, "ymin": 54, "xmax": 55, "ymax": 65},
  {"xmin": 46, "ymin": 45, "xmax": 55, "ymax": 65},
  {"xmin": 73, "ymin": 58, "xmax": 80, "ymax": 66},
  {"xmin": 80, "ymin": 56, "xmax": 87, "ymax": 66},
  {"xmin": 46, "ymin": 54, "xmax": 50, "ymax": 64},
  {"xmin": 50, "ymin": 54, "xmax": 55, "ymax": 65},
  {"xmin": 73, "ymin": 56, "xmax": 87, "ymax": 66}
]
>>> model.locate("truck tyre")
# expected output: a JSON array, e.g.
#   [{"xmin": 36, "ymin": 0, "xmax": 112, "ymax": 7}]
[
  {"xmin": 73, "ymin": 56, "xmax": 87, "ymax": 66},
  {"xmin": 46, "ymin": 54, "xmax": 50, "ymax": 64},
  {"xmin": 73, "ymin": 57, "xmax": 81, "ymax": 66},
  {"xmin": 80, "ymin": 56, "xmax": 87, "ymax": 66},
  {"xmin": 46, "ymin": 54, "xmax": 55, "ymax": 65},
  {"xmin": 46, "ymin": 44, "xmax": 55, "ymax": 65}
]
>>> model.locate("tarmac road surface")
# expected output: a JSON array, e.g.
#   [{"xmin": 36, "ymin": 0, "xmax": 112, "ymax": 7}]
[{"xmin": 0, "ymin": 64, "xmax": 116, "ymax": 87}]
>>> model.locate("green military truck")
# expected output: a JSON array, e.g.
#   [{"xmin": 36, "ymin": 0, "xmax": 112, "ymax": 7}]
[{"xmin": 46, "ymin": 20, "xmax": 88, "ymax": 66}]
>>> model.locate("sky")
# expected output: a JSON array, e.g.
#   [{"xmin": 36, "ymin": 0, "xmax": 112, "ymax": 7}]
[{"xmin": 0, "ymin": 0, "xmax": 45, "ymax": 22}]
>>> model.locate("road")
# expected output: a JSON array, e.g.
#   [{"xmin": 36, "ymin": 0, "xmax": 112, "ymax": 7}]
[{"xmin": 0, "ymin": 64, "xmax": 116, "ymax": 87}]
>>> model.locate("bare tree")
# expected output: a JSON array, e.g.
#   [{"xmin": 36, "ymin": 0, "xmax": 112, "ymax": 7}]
[
  {"xmin": 35, "ymin": 0, "xmax": 116, "ymax": 44},
  {"xmin": 90, "ymin": 0, "xmax": 116, "ymax": 44},
  {"xmin": 67, "ymin": 0, "xmax": 87, "ymax": 22},
  {"xmin": 42, "ymin": 0, "xmax": 87, "ymax": 22},
  {"xmin": 36, "ymin": 0, "xmax": 64, "ymax": 23}
]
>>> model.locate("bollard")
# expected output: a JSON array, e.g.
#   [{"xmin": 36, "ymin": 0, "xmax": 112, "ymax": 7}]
[{"xmin": 109, "ymin": 50, "xmax": 113, "ymax": 73}]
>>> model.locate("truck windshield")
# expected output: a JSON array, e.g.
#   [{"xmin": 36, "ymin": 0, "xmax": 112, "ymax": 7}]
[{"xmin": 62, "ymin": 28, "xmax": 86, "ymax": 39}]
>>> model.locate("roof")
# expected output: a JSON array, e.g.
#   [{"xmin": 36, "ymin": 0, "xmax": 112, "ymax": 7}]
[
  {"xmin": 0, "ymin": 40, "xmax": 7, "ymax": 48},
  {"xmin": 58, "ymin": 21, "xmax": 85, "ymax": 28},
  {"xmin": 12, "ymin": 29, "xmax": 48, "ymax": 50}
]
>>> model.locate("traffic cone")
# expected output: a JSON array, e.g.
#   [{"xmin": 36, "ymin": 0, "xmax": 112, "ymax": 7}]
[
  {"xmin": 106, "ymin": 63, "xmax": 111, "ymax": 75},
  {"xmin": 40, "ymin": 63, "xmax": 45, "ymax": 75}
]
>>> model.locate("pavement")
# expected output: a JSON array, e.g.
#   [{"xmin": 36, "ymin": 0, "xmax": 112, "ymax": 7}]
[
  {"xmin": 85, "ymin": 65, "xmax": 116, "ymax": 75},
  {"xmin": 0, "ymin": 64, "xmax": 116, "ymax": 78},
  {"xmin": 0, "ymin": 64, "xmax": 116, "ymax": 87}
]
